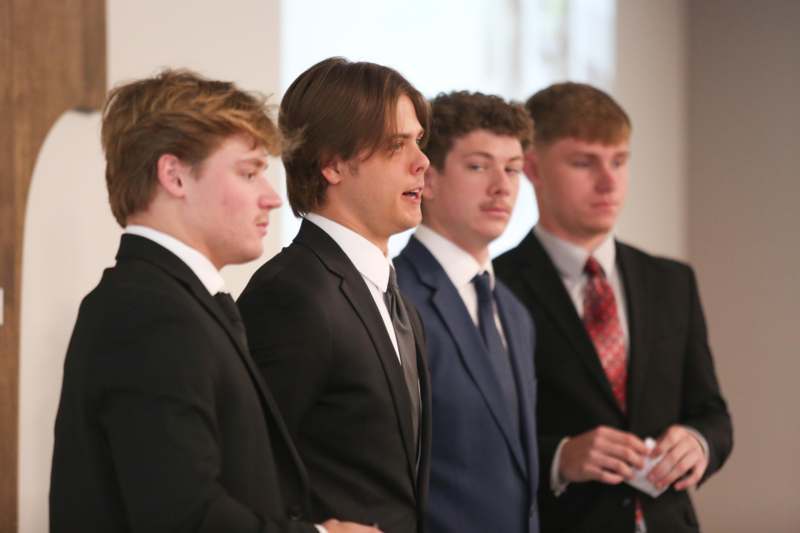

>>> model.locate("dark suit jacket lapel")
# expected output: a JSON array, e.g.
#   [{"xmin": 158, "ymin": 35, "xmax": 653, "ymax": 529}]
[
  {"xmin": 494, "ymin": 286, "xmax": 537, "ymax": 485},
  {"xmin": 403, "ymin": 237, "xmax": 527, "ymax": 473},
  {"xmin": 294, "ymin": 221, "xmax": 418, "ymax": 479},
  {"xmin": 515, "ymin": 231, "xmax": 623, "ymax": 415},
  {"xmin": 116, "ymin": 234, "xmax": 310, "ymax": 487},
  {"xmin": 617, "ymin": 242, "xmax": 649, "ymax": 427}
]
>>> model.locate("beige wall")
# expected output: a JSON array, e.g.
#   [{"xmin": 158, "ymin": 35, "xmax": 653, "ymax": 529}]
[
  {"xmin": 687, "ymin": 1, "xmax": 800, "ymax": 532},
  {"xmin": 615, "ymin": 0, "xmax": 688, "ymax": 260}
]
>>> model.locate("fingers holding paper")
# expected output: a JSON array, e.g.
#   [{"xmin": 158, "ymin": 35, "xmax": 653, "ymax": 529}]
[
  {"xmin": 559, "ymin": 426, "xmax": 648, "ymax": 484},
  {"xmin": 648, "ymin": 425, "xmax": 708, "ymax": 491}
]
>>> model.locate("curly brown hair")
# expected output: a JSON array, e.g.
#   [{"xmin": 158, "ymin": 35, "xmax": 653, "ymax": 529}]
[
  {"xmin": 101, "ymin": 69, "xmax": 281, "ymax": 226},
  {"xmin": 423, "ymin": 91, "xmax": 533, "ymax": 170},
  {"xmin": 525, "ymin": 82, "xmax": 630, "ymax": 146}
]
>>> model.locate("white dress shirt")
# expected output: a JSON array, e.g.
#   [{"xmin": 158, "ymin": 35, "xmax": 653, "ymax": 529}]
[
  {"xmin": 414, "ymin": 225, "xmax": 508, "ymax": 347},
  {"xmin": 533, "ymin": 225, "xmax": 709, "ymax": 495},
  {"xmin": 305, "ymin": 213, "xmax": 401, "ymax": 364},
  {"xmin": 124, "ymin": 225, "xmax": 225, "ymax": 295}
]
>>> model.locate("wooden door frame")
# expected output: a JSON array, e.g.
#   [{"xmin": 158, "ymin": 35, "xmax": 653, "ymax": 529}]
[{"xmin": 0, "ymin": 1, "xmax": 106, "ymax": 530}]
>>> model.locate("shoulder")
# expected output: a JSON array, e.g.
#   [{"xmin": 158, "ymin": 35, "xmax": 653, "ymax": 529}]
[{"xmin": 617, "ymin": 241, "xmax": 695, "ymax": 282}]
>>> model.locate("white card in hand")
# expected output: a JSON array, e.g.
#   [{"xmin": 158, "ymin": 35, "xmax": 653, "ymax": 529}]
[{"xmin": 625, "ymin": 438, "xmax": 668, "ymax": 498}]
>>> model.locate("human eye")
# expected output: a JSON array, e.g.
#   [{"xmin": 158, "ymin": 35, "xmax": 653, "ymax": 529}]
[{"xmin": 506, "ymin": 167, "xmax": 522, "ymax": 177}]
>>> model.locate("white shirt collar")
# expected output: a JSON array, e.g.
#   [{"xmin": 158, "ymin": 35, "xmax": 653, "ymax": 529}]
[
  {"xmin": 414, "ymin": 224, "xmax": 495, "ymax": 289},
  {"xmin": 124, "ymin": 225, "xmax": 226, "ymax": 295},
  {"xmin": 533, "ymin": 225, "xmax": 617, "ymax": 280},
  {"xmin": 305, "ymin": 213, "xmax": 392, "ymax": 291}
]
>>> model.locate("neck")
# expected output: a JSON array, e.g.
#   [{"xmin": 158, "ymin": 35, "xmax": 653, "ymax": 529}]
[
  {"xmin": 422, "ymin": 219, "xmax": 490, "ymax": 265},
  {"xmin": 312, "ymin": 207, "xmax": 389, "ymax": 256},
  {"xmin": 536, "ymin": 219, "xmax": 611, "ymax": 253}
]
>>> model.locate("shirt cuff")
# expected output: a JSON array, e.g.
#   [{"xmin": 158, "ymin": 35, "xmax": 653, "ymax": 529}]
[
  {"xmin": 682, "ymin": 425, "xmax": 710, "ymax": 458},
  {"xmin": 550, "ymin": 437, "xmax": 570, "ymax": 496},
  {"xmin": 315, "ymin": 525, "xmax": 329, "ymax": 533}
]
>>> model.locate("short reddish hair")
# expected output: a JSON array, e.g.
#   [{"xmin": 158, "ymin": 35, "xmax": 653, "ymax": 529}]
[
  {"xmin": 526, "ymin": 82, "xmax": 631, "ymax": 146},
  {"xmin": 101, "ymin": 69, "xmax": 281, "ymax": 226}
]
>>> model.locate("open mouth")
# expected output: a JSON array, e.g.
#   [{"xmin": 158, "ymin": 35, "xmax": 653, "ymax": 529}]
[{"xmin": 402, "ymin": 188, "xmax": 422, "ymax": 200}]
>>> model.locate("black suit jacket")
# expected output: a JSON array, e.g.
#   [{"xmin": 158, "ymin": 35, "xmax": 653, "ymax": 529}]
[
  {"xmin": 238, "ymin": 220, "xmax": 432, "ymax": 533},
  {"xmin": 494, "ymin": 231, "xmax": 733, "ymax": 533},
  {"xmin": 50, "ymin": 234, "xmax": 316, "ymax": 533}
]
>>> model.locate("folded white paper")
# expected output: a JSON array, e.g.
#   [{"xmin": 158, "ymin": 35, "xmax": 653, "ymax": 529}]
[{"xmin": 625, "ymin": 437, "xmax": 668, "ymax": 498}]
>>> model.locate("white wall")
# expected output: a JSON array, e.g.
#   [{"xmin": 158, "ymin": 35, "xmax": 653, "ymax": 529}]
[
  {"xmin": 687, "ymin": 2, "xmax": 800, "ymax": 532},
  {"xmin": 18, "ymin": 2, "xmax": 283, "ymax": 531}
]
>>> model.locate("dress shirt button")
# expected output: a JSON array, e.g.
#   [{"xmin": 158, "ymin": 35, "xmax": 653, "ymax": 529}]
[{"xmin": 622, "ymin": 497, "xmax": 632, "ymax": 508}]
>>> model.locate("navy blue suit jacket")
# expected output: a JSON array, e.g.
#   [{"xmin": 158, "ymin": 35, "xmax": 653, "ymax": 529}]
[{"xmin": 395, "ymin": 236, "xmax": 540, "ymax": 533}]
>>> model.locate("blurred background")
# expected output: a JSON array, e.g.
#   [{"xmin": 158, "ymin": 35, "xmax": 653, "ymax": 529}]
[{"xmin": 8, "ymin": 0, "xmax": 800, "ymax": 531}]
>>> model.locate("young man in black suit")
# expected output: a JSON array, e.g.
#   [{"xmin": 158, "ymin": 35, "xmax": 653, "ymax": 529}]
[
  {"xmin": 494, "ymin": 82, "xmax": 733, "ymax": 533},
  {"xmin": 238, "ymin": 57, "xmax": 431, "ymax": 533},
  {"xmin": 50, "ymin": 69, "xmax": 377, "ymax": 533}
]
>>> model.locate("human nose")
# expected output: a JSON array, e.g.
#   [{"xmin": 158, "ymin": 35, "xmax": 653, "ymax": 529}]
[
  {"xmin": 595, "ymin": 163, "xmax": 618, "ymax": 193},
  {"xmin": 411, "ymin": 144, "xmax": 429, "ymax": 175},
  {"xmin": 259, "ymin": 178, "xmax": 283, "ymax": 210},
  {"xmin": 489, "ymin": 165, "xmax": 512, "ymax": 196}
]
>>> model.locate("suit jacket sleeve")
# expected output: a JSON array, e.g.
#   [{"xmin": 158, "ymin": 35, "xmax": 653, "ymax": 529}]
[
  {"xmin": 678, "ymin": 267, "xmax": 733, "ymax": 481},
  {"xmin": 90, "ymin": 290, "xmax": 315, "ymax": 533}
]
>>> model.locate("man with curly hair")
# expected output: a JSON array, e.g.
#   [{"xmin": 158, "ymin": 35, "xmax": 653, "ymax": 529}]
[{"xmin": 394, "ymin": 91, "xmax": 540, "ymax": 533}]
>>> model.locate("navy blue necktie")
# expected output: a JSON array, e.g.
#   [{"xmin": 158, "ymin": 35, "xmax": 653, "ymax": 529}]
[{"xmin": 473, "ymin": 272, "xmax": 520, "ymax": 434}]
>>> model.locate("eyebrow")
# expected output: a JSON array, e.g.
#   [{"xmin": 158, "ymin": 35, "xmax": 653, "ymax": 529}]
[
  {"xmin": 237, "ymin": 157, "xmax": 268, "ymax": 169},
  {"xmin": 463, "ymin": 151, "xmax": 523, "ymax": 162}
]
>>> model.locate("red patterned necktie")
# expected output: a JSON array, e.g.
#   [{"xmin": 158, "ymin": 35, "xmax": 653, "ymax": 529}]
[
  {"xmin": 582, "ymin": 257, "xmax": 627, "ymax": 409},
  {"xmin": 583, "ymin": 257, "xmax": 644, "ymax": 531}
]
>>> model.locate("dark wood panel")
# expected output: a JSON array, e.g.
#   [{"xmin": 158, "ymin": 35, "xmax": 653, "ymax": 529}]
[{"xmin": 0, "ymin": 0, "xmax": 106, "ymax": 530}]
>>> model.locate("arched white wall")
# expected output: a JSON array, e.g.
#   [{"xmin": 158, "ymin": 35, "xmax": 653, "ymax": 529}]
[{"xmin": 19, "ymin": 111, "xmax": 117, "ymax": 533}]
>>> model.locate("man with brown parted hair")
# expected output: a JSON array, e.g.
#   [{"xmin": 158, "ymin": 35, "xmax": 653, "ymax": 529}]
[
  {"xmin": 50, "ymin": 69, "xmax": 377, "ymax": 533},
  {"xmin": 394, "ymin": 91, "xmax": 541, "ymax": 533},
  {"xmin": 494, "ymin": 82, "xmax": 733, "ymax": 533},
  {"xmin": 238, "ymin": 57, "xmax": 432, "ymax": 533}
]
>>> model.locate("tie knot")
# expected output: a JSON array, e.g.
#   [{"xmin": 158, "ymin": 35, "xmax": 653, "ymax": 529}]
[
  {"xmin": 214, "ymin": 291, "xmax": 242, "ymax": 324},
  {"xmin": 472, "ymin": 271, "xmax": 493, "ymax": 302},
  {"xmin": 584, "ymin": 256, "xmax": 604, "ymax": 278}
]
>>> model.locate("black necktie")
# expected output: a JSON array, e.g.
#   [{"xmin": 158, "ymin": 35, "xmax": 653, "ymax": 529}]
[
  {"xmin": 473, "ymin": 272, "xmax": 520, "ymax": 435},
  {"xmin": 214, "ymin": 292, "xmax": 248, "ymax": 348},
  {"xmin": 384, "ymin": 267, "xmax": 421, "ymax": 447}
]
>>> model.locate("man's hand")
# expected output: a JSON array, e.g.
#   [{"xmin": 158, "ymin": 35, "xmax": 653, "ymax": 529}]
[
  {"xmin": 322, "ymin": 519, "xmax": 383, "ymax": 533},
  {"xmin": 648, "ymin": 425, "xmax": 708, "ymax": 491},
  {"xmin": 559, "ymin": 426, "xmax": 648, "ymax": 484}
]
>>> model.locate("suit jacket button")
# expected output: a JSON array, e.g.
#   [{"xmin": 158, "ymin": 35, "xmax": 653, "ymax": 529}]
[
  {"xmin": 288, "ymin": 505, "xmax": 302, "ymax": 520},
  {"xmin": 622, "ymin": 497, "xmax": 632, "ymax": 508},
  {"xmin": 529, "ymin": 505, "xmax": 536, "ymax": 518}
]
